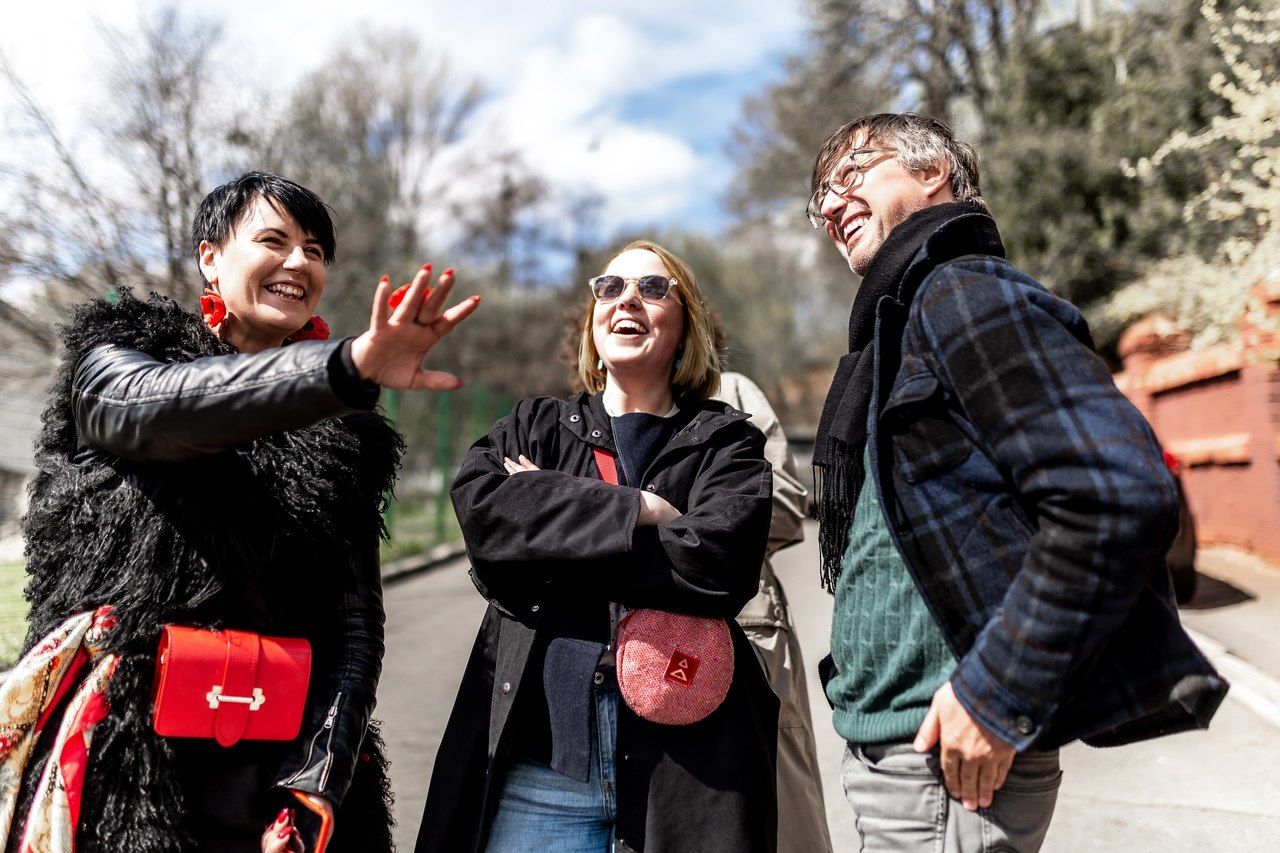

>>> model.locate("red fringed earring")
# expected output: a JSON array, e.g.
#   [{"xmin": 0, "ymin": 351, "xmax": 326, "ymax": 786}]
[
  {"xmin": 287, "ymin": 316, "xmax": 331, "ymax": 342},
  {"xmin": 199, "ymin": 289, "xmax": 226, "ymax": 330}
]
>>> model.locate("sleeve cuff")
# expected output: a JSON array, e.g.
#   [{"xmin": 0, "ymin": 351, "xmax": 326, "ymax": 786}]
[
  {"xmin": 328, "ymin": 338, "xmax": 380, "ymax": 411},
  {"xmin": 949, "ymin": 649, "xmax": 1053, "ymax": 752}
]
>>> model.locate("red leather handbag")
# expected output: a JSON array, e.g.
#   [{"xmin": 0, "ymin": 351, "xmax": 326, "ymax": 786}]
[
  {"xmin": 593, "ymin": 447, "xmax": 735, "ymax": 726},
  {"xmin": 151, "ymin": 626, "xmax": 311, "ymax": 747}
]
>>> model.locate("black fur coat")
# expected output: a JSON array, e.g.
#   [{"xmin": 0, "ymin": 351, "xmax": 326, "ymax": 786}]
[{"xmin": 18, "ymin": 290, "xmax": 403, "ymax": 852}]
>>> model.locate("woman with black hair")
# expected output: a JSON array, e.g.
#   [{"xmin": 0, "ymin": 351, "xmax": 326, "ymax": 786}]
[{"xmin": 1, "ymin": 171, "xmax": 478, "ymax": 852}]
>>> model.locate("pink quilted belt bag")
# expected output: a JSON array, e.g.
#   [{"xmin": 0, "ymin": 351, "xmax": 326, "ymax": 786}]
[{"xmin": 593, "ymin": 448, "xmax": 734, "ymax": 725}]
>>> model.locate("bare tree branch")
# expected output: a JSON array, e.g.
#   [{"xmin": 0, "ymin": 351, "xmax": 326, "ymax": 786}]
[{"xmin": 0, "ymin": 50, "xmax": 133, "ymax": 289}]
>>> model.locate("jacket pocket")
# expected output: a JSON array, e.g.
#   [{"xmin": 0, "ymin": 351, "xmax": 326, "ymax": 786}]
[{"xmin": 881, "ymin": 371, "xmax": 972, "ymax": 483}]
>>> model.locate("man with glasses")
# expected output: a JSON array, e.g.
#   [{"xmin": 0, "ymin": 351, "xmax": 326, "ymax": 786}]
[{"xmin": 807, "ymin": 112, "xmax": 1225, "ymax": 851}]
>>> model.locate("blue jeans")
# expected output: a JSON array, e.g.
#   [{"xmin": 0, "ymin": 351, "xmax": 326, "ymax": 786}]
[{"xmin": 486, "ymin": 687, "xmax": 618, "ymax": 852}]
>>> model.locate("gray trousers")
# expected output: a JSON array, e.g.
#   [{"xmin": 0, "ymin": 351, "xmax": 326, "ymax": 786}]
[{"xmin": 841, "ymin": 742, "xmax": 1061, "ymax": 852}]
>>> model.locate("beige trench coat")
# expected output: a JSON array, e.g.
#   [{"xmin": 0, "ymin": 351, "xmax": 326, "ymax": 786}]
[{"xmin": 716, "ymin": 372, "xmax": 834, "ymax": 853}]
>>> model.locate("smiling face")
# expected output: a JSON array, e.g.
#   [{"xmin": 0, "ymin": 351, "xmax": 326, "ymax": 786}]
[
  {"xmin": 591, "ymin": 249, "xmax": 686, "ymax": 384},
  {"xmin": 819, "ymin": 133, "xmax": 954, "ymax": 276},
  {"xmin": 198, "ymin": 196, "xmax": 327, "ymax": 351}
]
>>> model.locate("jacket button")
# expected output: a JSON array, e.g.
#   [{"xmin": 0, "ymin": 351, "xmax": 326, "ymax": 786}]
[
  {"xmin": 593, "ymin": 672, "xmax": 604, "ymax": 685},
  {"xmin": 591, "ymin": 429, "xmax": 602, "ymax": 438},
  {"xmin": 646, "ymin": 484, "xmax": 657, "ymax": 492},
  {"xmin": 531, "ymin": 604, "xmax": 540, "ymax": 613},
  {"xmin": 501, "ymin": 682, "xmax": 511, "ymax": 694},
  {"xmin": 569, "ymin": 414, "xmax": 580, "ymax": 422},
  {"xmin": 1014, "ymin": 715, "xmax": 1034, "ymax": 735}
]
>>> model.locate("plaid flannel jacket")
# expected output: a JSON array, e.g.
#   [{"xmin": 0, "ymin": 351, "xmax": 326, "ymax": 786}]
[{"xmin": 867, "ymin": 247, "xmax": 1227, "ymax": 751}]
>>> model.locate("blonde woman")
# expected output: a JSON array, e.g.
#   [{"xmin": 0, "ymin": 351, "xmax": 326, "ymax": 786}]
[{"xmin": 417, "ymin": 241, "xmax": 779, "ymax": 852}]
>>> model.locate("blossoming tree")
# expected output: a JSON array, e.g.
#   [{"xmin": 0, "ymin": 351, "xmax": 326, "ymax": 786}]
[{"xmin": 1099, "ymin": 0, "xmax": 1280, "ymax": 346}]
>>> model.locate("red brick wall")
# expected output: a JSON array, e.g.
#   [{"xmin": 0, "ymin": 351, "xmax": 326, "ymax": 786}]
[{"xmin": 1116, "ymin": 280, "xmax": 1280, "ymax": 564}]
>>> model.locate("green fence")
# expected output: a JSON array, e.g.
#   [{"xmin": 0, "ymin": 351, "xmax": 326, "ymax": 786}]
[
  {"xmin": 381, "ymin": 385, "xmax": 513, "ymax": 562},
  {"xmin": 0, "ymin": 387, "xmax": 512, "ymax": 666}
]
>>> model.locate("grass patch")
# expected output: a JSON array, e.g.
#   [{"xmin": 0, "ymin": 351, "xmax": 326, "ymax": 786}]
[
  {"xmin": 380, "ymin": 492, "xmax": 463, "ymax": 564},
  {"xmin": 1, "ymin": 562, "xmax": 28, "ymax": 668}
]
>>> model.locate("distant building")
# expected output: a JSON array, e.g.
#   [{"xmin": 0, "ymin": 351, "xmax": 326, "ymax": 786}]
[{"xmin": 0, "ymin": 332, "xmax": 52, "ymax": 540}]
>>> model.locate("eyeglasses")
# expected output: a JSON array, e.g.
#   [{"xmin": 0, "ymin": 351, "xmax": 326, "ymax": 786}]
[
  {"xmin": 805, "ymin": 147, "xmax": 898, "ymax": 228},
  {"xmin": 588, "ymin": 274, "xmax": 679, "ymax": 303}
]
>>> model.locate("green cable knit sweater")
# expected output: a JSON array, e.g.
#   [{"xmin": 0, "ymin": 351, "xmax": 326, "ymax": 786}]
[{"xmin": 825, "ymin": 447, "xmax": 955, "ymax": 743}]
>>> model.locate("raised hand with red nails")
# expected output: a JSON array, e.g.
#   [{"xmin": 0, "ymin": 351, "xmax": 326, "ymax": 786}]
[{"xmin": 350, "ymin": 263, "xmax": 480, "ymax": 391}]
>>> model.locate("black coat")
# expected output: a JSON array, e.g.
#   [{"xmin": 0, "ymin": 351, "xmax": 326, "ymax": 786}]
[
  {"xmin": 416, "ymin": 392, "xmax": 779, "ymax": 853},
  {"xmin": 17, "ymin": 290, "xmax": 398, "ymax": 852}
]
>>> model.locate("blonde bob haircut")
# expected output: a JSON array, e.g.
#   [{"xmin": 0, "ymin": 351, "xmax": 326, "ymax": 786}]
[{"xmin": 577, "ymin": 239, "xmax": 722, "ymax": 403}]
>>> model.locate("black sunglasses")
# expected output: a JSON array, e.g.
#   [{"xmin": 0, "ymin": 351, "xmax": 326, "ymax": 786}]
[{"xmin": 588, "ymin": 274, "xmax": 679, "ymax": 302}]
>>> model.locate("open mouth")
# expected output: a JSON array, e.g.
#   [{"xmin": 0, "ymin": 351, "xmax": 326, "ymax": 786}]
[
  {"xmin": 610, "ymin": 318, "xmax": 649, "ymax": 336},
  {"xmin": 842, "ymin": 213, "xmax": 870, "ymax": 247},
  {"xmin": 264, "ymin": 282, "xmax": 306, "ymax": 301}
]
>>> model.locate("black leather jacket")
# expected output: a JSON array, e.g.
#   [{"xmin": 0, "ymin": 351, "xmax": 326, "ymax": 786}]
[{"xmin": 71, "ymin": 339, "xmax": 384, "ymax": 804}]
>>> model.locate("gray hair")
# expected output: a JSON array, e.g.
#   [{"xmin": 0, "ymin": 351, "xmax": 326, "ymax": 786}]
[{"xmin": 810, "ymin": 113, "xmax": 988, "ymax": 213}]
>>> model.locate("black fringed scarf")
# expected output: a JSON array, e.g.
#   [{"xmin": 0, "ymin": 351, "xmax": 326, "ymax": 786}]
[{"xmin": 814, "ymin": 201, "xmax": 1003, "ymax": 592}]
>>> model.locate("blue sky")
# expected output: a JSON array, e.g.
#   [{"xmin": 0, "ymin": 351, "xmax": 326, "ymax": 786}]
[
  {"xmin": 615, "ymin": 64, "xmax": 791, "ymax": 227},
  {"xmin": 1, "ymin": 0, "xmax": 808, "ymax": 239}
]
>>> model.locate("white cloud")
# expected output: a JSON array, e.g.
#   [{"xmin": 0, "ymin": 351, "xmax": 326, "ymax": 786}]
[
  {"xmin": 466, "ymin": 12, "xmax": 705, "ymax": 232},
  {"xmin": 463, "ymin": 3, "xmax": 806, "ymax": 232},
  {"xmin": 1, "ymin": 0, "xmax": 805, "ymax": 237}
]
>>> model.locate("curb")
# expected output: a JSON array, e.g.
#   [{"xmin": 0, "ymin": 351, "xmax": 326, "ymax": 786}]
[
  {"xmin": 1186, "ymin": 626, "xmax": 1280, "ymax": 732},
  {"xmin": 382, "ymin": 541, "xmax": 468, "ymax": 585},
  {"xmin": 0, "ymin": 542, "xmax": 471, "ymax": 678}
]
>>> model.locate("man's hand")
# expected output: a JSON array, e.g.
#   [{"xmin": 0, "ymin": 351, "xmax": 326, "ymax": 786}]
[
  {"xmin": 914, "ymin": 681, "xmax": 1016, "ymax": 811},
  {"xmin": 350, "ymin": 263, "xmax": 481, "ymax": 390}
]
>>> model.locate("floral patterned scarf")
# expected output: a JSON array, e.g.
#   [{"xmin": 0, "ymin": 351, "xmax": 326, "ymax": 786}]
[{"xmin": 0, "ymin": 607, "xmax": 118, "ymax": 852}]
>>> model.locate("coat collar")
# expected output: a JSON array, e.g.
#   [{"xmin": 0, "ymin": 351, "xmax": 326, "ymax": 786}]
[
  {"xmin": 560, "ymin": 390, "xmax": 751, "ymax": 453},
  {"xmin": 891, "ymin": 210, "xmax": 1005, "ymax": 312}
]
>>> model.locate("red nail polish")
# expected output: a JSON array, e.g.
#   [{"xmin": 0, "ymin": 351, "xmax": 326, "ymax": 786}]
[
  {"xmin": 277, "ymin": 808, "xmax": 289, "ymax": 823},
  {"xmin": 379, "ymin": 274, "xmax": 389, "ymax": 283},
  {"xmin": 443, "ymin": 267, "xmax": 454, "ymax": 277},
  {"xmin": 278, "ymin": 828, "xmax": 290, "ymax": 839},
  {"xmin": 421, "ymin": 262, "xmax": 432, "ymax": 271}
]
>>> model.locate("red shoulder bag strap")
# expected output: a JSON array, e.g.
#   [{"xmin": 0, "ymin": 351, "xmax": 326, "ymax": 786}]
[
  {"xmin": 593, "ymin": 445, "xmax": 625, "ymax": 666},
  {"xmin": 593, "ymin": 446, "xmax": 619, "ymax": 486}
]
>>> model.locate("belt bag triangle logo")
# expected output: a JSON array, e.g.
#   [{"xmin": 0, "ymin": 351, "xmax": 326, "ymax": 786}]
[{"xmin": 665, "ymin": 650, "xmax": 701, "ymax": 687}]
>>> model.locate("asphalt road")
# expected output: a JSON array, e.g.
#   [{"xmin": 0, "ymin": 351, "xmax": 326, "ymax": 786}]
[{"xmin": 378, "ymin": 524, "xmax": 1280, "ymax": 851}]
